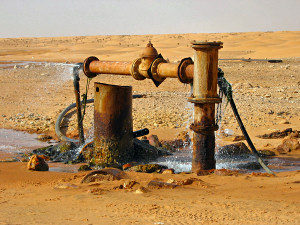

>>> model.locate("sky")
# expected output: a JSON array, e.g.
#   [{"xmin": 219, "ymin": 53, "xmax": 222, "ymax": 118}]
[{"xmin": 0, "ymin": 0, "xmax": 300, "ymax": 38}]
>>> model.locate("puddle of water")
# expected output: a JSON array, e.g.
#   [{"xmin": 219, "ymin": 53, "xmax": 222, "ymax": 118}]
[
  {"xmin": 0, "ymin": 128, "xmax": 57, "ymax": 160},
  {"xmin": 153, "ymin": 149, "xmax": 300, "ymax": 173}
]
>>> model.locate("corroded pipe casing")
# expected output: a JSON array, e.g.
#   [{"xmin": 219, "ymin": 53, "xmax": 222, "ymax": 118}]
[
  {"xmin": 94, "ymin": 82, "xmax": 134, "ymax": 164},
  {"xmin": 190, "ymin": 41, "xmax": 223, "ymax": 172}
]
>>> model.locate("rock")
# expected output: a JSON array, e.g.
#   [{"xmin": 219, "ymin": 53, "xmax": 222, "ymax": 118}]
[
  {"xmin": 176, "ymin": 178, "xmax": 203, "ymax": 186},
  {"xmin": 147, "ymin": 180, "xmax": 177, "ymax": 189},
  {"xmin": 279, "ymin": 119, "xmax": 290, "ymax": 124},
  {"xmin": 78, "ymin": 165, "xmax": 92, "ymax": 171},
  {"xmin": 37, "ymin": 134, "xmax": 52, "ymax": 141},
  {"xmin": 166, "ymin": 179, "xmax": 176, "ymax": 184},
  {"xmin": 127, "ymin": 164, "xmax": 168, "ymax": 173},
  {"xmin": 233, "ymin": 135, "xmax": 246, "ymax": 141},
  {"xmin": 147, "ymin": 135, "xmax": 161, "ymax": 147},
  {"xmin": 135, "ymin": 186, "xmax": 148, "ymax": 194},
  {"xmin": 122, "ymin": 163, "xmax": 133, "ymax": 170},
  {"xmin": 81, "ymin": 168, "xmax": 126, "ymax": 183},
  {"xmin": 160, "ymin": 142, "xmax": 176, "ymax": 152},
  {"xmin": 176, "ymin": 131, "xmax": 191, "ymax": 145},
  {"xmin": 281, "ymin": 137, "xmax": 300, "ymax": 151},
  {"xmin": 257, "ymin": 150, "xmax": 276, "ymax": 157},
  {"xmin": 87, "ymin": 188, "xmax": 103, "ymax": 195},
  {"xmin": 216, "ymin": 142, "xmax": 251, "ymax": 157},
  {"xmin": 27, "ymin": 154, "xmax": 49, "ymax": 171},
  {"xmin": 162, "ymin": 169, "xmax": 174, "ymax": 174},
  {"xmin": 237, "ymin": 162, "xmax": 263, "ymax": 170},
  {"xmin": 123, "ymin": 180, "xmax": 138, "ymax": 189},
  {"xmin": 196, "ymin": 169, "xmax": 214, "ymax": 176},
  {"xmin": 257, "ymin": 128, "xmax": 294, "ymax": 139},
  {"xmin": 277, "ymin": 144, "xmax": 290, "ymax": 154},
  {"xmin": 214, "ymin": 169, "xmax": 240, "ymax": 176}
]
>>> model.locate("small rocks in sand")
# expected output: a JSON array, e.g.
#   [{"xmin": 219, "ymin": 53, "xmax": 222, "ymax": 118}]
[
  {"xmin": 78, "ymin": 164, "xmax": 92, "ymax": 171},
  {"xmin": 147, "ymin": 135, "xmax": 161, "ymax": 147},
  {"xmin": 127, "ymin": 164, "xmax": 168, "ymax": 173},
  {"xmin": 147, "ymin": 180, "xmax": 177, "ymax": 189},
  {"xmin": 216, "ymin": 142, "xmax": 251, "ymax": 157},
  {"xmin": 37, "ymin": 134, "xmax": 52, "ymax": 141},
  {"xmin": 27, "ymin": 154, "xmax": 49, "ymax": 171},
  {"xmin": 81, "ymin": 168, "xmax": 126, "ymax": 183},
  {"xmin": 162, "ymin": 169, "xmax": 175, "ymax": 174},
  {"xmin": 277, "ymin": 136, "xmax": 300, "ymax": 154},
  {"xmin": 123, "ymin": 180, "xmax": 138, "ymax": 189},
  {"xmin": 135, "ymin": 186, "xmax": 148, "ymax": 194}
]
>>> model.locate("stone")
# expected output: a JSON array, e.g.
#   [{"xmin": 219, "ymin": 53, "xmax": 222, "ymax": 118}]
[
  {"xmin": 257, "ymin": 150, "xmax": 276, "ymax": 157},
  {"xmin": 147, "ymin": 180, "xmax": 177, "ymax": 189},
  {"xmin": 257, "ymin": 128, "xmax": 295, "ymax": 139},
  {"xmin": 237, "ymin": 162, "xmax": 263, "ymax": 170},
  {"xmin": 281, "ymin": 137, "xmax": 300, "ymax": 151},
  {"xmin": 122, "ymin": 163, "xmax": 133, "ymax": 170},
  {"xmin": 78, "ymin": 165, "xmax": 92, "ymax": 171},
  {"xmin": 196, "ymin": 169, "xmax": 215, "ymax": 176},
  {"xmin": 176, "ymin": 131, "xmax": 191, "ymax": 145},
  {"xmin": 147, "ymin": 135, "xmax": 161, "ymax": 147},
  {"xmin": 216, "ymin": 142, "xmax": 251, "ymax": 158},
  {"xmin": 177, "ymin": 178, "xmax": 203, "ymax": 186},
  {"xmin": 277, "ymin": 144, "xmax": 290, "ymax": 154},
  {"xmin": 37, "ymin": 134, "xmax": 52, "ymax": 141},
  {"xmin": 123, "ymin": 180, "xmax": 138, "ymax": 189},
  {"xmin": 162, "ymin": 169, "xmax": 174, "ymax": 174},
  {"xmin": 135, "ymin": 186, "xmax": 148, "ymax": 194},
  {"xmin": 127, "ymin": 164, "xmax": 168, "ymax": 173},
  {"xmin": 27, "ymin": 154, "xmax": 49, "ymax": 171},
  {"xmin": 279, "ymin": 120, "xmax": 290, "ymax": 124},
  {"xmin": 81, "ymin": 168, "xmax": 126, "ymax": 183},
  {"xmin": 214, "ymin": 169, "xmax": 240, "ymax": 176}
]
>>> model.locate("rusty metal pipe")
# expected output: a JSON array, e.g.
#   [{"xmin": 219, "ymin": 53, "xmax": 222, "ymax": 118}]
[
  {"xmin": 189, "ymin": 41, "xmax": 223, "ymax": 172},
  {"xmin": 93, "ymin": 82, "xmax": 134, "ymax": 165}
]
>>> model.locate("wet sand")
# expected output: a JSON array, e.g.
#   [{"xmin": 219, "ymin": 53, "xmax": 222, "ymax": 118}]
[{"xmin": 0, "ymin": 31, "xmax": 299, "ymax": 224}]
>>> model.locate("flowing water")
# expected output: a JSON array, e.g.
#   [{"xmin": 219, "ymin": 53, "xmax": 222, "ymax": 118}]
[{"xmin": 0, "ymin": 61, "xmax": 299, "ymax": 173}]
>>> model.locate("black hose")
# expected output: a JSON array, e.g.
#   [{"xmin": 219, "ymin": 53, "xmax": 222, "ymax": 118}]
[
  {"xmin": 218, "ymin": 69, "xmax": 275, "ymax": 175},
  {"xmin": 228, "ymin": 97, "xmax": 275, "ymax": 175},
  {"xmin": 55, "ymin": 99, "xmax": 94, "ymax": 143}
]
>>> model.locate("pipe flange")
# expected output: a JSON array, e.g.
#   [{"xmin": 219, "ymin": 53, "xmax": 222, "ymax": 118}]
[
  {"xmin": 83, "ymin": 56, "xmax": 99, "ymax": 78},
  {"xmin": 188, "ymin": 97, "xmax": 222, "ymax": 104},
  {"xmin": 178, "ymin": 57, "xmax": 193, "ymax": 84},
  {"xmin": 151, "ymin": 57, "xmax": 167, "ymax": 83},
  {"xmin": 190, "ymin": 123, "xmax": 219, "ymax": 134},
  {"xmin": 131, "ymin": 58, "xmax": 145, "ymax": 80}
]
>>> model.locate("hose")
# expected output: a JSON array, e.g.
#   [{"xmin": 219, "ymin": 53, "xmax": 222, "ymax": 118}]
[
  {"xmin": 55, "ymin": 99, "xmax": 94, "ymax": 143},
  {"xmin": 218, "ymin": 69, "xmax": 275, "ymax": 175}
]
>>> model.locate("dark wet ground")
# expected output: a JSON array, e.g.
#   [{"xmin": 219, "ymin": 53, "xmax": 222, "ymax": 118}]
[{"xmin": 1, "ymin": 128, "xmax": 299, "ymax": 173}]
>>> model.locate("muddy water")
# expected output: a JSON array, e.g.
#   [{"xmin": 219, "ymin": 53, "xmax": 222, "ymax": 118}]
[{"xmin": 0, "ymin": 128, "xmax": 56, "ymax": 160}]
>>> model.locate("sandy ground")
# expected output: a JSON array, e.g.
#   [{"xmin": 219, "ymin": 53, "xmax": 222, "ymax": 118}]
[{"xmin": 0, "ymin": 31, "xmax": 300, "ymax": 224}]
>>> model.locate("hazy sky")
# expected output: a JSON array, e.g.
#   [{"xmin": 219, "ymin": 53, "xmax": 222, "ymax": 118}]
[{"xmin": 1, "ymin": 0, "xmax": 300, "ymax": 38}]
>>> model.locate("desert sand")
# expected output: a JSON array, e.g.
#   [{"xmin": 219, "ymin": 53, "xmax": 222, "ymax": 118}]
[{"xmin": 0, "ymin": 31, "xmax": 300, "ymax": 224}]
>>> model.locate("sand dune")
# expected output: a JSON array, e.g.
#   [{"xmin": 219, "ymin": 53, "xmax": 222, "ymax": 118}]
[{"xmin": 0, "ymin": 31, "xmax": 299, "ymax": 63}]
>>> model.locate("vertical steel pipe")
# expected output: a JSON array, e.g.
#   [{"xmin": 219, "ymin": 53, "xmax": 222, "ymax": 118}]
[
  {"xmin": 94, "ymin": 82, "xmax": 134, "ymax": 164},
  {"xmin": 189, "ymin": 41, "xmax": 223, "ymax": 172}
]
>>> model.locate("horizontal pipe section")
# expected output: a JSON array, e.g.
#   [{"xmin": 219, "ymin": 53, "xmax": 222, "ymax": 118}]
[
  {"xmin": 89, "ymin": 61, "xmax": 132, "ymax": 75},
  {"xmin": 86, "ymin": 58, "xmax": 195, "ymax": 82}
]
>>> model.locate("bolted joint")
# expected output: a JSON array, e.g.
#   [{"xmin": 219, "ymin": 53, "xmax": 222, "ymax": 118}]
[
  {"xmin": 177, "ymin": 57, "xmax": 193, "ymax": 84},
  {"xmin": 190, "ymin": 123, "xmax": 219, "ymax": 135}
]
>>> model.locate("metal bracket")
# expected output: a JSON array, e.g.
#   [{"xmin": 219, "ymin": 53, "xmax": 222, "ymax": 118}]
[
  {"xmin": 147, "ymin": 54, "xmax": 166, "ymax": 87},
  {"xmin": 190, "ymin": 123, "xmax": 219, "ymax": 134},
  {"xmin": 188, "ymin": 97, "xmax": 222, "ymax": 104}
]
